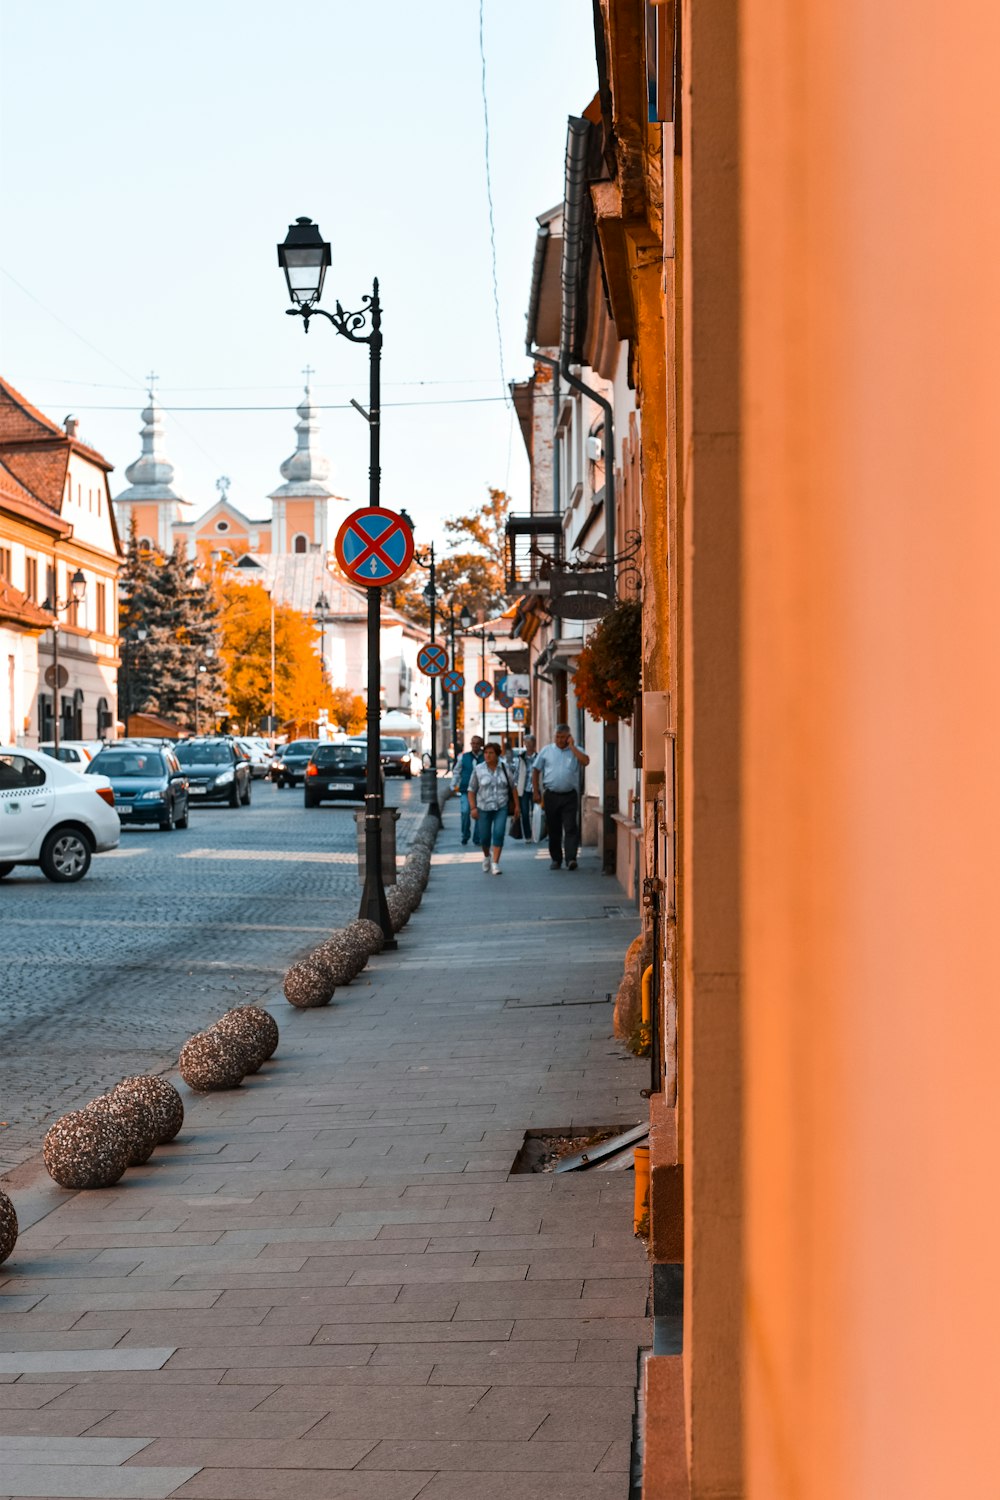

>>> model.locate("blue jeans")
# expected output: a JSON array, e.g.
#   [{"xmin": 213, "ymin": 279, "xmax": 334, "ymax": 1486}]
[
  {"xmin": 477, "ymin": 805, "xmax": 508, "ymax": 851},
  {"xmin": 459, "ymin": 791, "xmax": 480, "ymax": 845}
]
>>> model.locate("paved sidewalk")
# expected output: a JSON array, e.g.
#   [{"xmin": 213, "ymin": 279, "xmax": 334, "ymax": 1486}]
[{"xmin": 0, "ymin": 812, "xmax": 649, "ymax": 1500}]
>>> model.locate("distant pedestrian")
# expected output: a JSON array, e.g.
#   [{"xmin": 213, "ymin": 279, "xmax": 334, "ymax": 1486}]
[
  {"xmin": 532, "ymin": 723, "xmax": 590, "ymax": 870},
  {"xmin": 451, "ymin": 736, "xmax": 484, "ymax": 845},
  {"xmin": 516, "ymin": 735, "xmax": 538, "ymax": 841},
  {"xmin": 468, "ymin": 742, "xmax": 519, "ymax": 876}
]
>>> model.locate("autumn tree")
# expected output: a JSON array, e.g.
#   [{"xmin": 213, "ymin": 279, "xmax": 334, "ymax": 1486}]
[
  {"xmin": 440, "ymin": 485, "xmax": 510, "ymax": 618},
  {"xmin": 217, "ymin": 579, "xmax": 330, "ymax": 734},
  {"xmin": 327, "ymin": 688, "xmax": 367, "ymax": 734}
]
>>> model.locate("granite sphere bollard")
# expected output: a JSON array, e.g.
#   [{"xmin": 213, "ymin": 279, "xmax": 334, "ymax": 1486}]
[
  {"xmin": 90, "ymin": 1087, "xmax": 159, "ymax": 1167},
  {"xmin": 213, "ymin": 1012, "xmax": 270, "ymax": 1073},
  {"xmin": 351, "ymin": 917, "xmax": 386, "ymax": 955},
  {"xmin": 386, "ymin": 885, "xmax": 410, "ymax": 932},
  {"xmin": 117, "ymin": 1075, "xmax": 184, "ymax": 1144},
  {"xmin": 43, "ymin": 1109, "xmax": 130, "ymax": 1189},
  {"xmin": 225, "ymin": 1006, "xmax": 279, "ymax": 1062},
  {"xmin": 283, "ymin": 958, "xmax": 336, "ymax": 1009},
  {"xmin": 178, "ymin": 1030, "xmax": 249, "ymax": 1090},
  {"xmin": 311, "ymin": 938, "xmax": 360, "ymax": 988},
  {"xmin": 0, "ymin": 1190, "xmax": 17, "ymax": 1265}
]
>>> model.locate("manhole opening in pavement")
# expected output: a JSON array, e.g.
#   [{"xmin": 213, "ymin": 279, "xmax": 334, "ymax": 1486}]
[{"xmin": 511, "ymin": 1124, "xmax": 627, "ymax": 1174}]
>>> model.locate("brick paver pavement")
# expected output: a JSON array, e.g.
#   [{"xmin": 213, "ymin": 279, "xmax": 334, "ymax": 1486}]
[{"xmin": 0, "ymin": 812, "xmax": 650, "ymax": 1499}]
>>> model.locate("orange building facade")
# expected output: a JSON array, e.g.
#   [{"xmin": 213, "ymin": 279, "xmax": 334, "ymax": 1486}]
[{"xmin": 585, "ymin": 0, "xmax": 1000, "ymax": 1494}]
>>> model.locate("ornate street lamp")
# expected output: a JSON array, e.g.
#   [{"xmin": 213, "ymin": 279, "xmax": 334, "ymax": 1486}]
[
  {"xmin": 42, "ymin": 567, "xmax": 87, "ymax": 752},
  {"xmin": 120, "ymin": 624, "xmax": 147, "ymax": 738},
  {"xmin": 277, "ymin": 216, "xmax": 392, "ymax": 941},
  {"xmin": 410, "ymin": 538, "xmax": 441, "ymax": 822},
  {"xmin": 459, "ymin": 611, "xmax": 495, "ymax": 741},
  {"xmin": 314, "ymin": 591, "xmax": 330, "ymax": 681}
]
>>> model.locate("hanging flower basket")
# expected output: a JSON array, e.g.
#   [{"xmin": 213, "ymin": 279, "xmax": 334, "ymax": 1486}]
[{"xmin": 573, "ymin": 598, "xmax": 641, "ymax": 722}]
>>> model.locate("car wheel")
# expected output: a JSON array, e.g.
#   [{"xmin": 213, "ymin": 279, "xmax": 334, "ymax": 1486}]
[
  {"xmin": 304, "ymin": 792, "xmax": 320, "ymax": 808},
  {"xmin": 229, "ymin": 782, "xmax": 241, "ymax": 808},
  {"xmin": 159, "ymin": 804, "xmax": 176, "ymax": 832},
  {"xmin": 276, "ymin": 777, "xmax": 286, "ymax": 789},
  {"xmin": 40, "ymin": 828, "xmax": 92, "ymax": 883},
  {"xmin": 404, "ymin": 767, "xmax": 412, "ymax": 779},
  {"xmin": 0, "ymin": 862, "xmax": 15, "ymax": 880},
  {"xmin": 175, "ymin": 804, "xmax": 190, "ymax": 829},
  {"xmin": 241, "ymin": 779, "xmax": 252, "ymax": 806}
]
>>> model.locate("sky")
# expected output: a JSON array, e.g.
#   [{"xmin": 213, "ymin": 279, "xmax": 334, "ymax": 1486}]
[{"xmin": 0, "ymin": 0, "xmax": 596, "ymax": 552}]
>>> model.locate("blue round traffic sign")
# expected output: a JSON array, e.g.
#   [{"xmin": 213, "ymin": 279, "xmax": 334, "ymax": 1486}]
[
  {"xmin": 334, "ymin": 507, "xmax": 414, "ymax": 587},
  {"xmin": 495, "ymin": 690, "xmax": 513, "ymax": 709},
  {"xmin": 417, "ymin": 643, "xmax": 448, "ymax": 677},
  {"xmin": 442, "ymin": 670, "xmax": 464, "ymax": 694},
  {"xmin": 474, "ymin": 679, "xmax": 493, "ymax": 700}
]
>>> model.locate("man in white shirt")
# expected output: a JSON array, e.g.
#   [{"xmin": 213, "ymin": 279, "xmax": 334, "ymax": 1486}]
[{"xmin": 531, "ymin": 723, "xmax": 590, "ymax": 870}]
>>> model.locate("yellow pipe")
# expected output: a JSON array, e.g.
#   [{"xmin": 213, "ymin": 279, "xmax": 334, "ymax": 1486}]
[
  {"xmin": 641, "ymin": 964, "xmax": 653, "ymax": 1025},
  {"xmin": 634, "ymin": 1142, "xmax": 650, "ymax": 1236}
]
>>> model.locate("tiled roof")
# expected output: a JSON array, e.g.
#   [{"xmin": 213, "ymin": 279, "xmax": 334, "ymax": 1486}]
[
  {"xmin": 0, "ymin": 376, "xmax": 65, "ymax": 444},
  {"xmin": 0, "ymin": 458, "xmax": 71, "ymax": 536},
  {"xmin": 0, "ymin": 577, "xmax": 52, "ymax": 631},
  {"xmin": 229, "ymin": 553, "xmax": 428, "ymax": 638}
]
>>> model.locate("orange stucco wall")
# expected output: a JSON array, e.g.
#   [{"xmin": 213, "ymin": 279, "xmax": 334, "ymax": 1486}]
[
  {"xmin": 741, "ymin": 1, "xmax": 1000, "ymax": 1495},
  {"xmin": 284, "ymin": 499, "xmax": 316, "ymax": 547}
]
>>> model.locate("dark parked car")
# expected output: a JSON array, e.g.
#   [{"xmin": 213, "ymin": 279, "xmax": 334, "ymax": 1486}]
[
  {"xmin": 86, "ymin": 746, "xmax": 190, "ymax": 831},
  {"xmin": 271, "ymin": 739, "xmax": 320, "ymax": 788},
  {"xmin": 347, "ymin": 735, "xmax": 418, "ymax": 778},
  {"xmin": 304, "ymin": 744, "xmax": 381, "ymax": 807},
  {"xmin": 173, "ymin": 739, "xmax": 253, "ymax": 807}
]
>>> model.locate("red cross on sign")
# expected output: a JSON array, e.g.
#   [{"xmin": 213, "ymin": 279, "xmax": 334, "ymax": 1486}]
[
  {"xmin": 334, "ymin": 507, "xmax": 414, "ymax": 588},
  {"xmin": 417, "ymin": 643, "xmax": 448, "ymax": 677}
]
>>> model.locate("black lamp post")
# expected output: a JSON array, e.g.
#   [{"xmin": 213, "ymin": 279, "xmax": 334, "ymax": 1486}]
[
  {"xmin": 193, "ymin": 646, "xmax": 214, "ymax": 736},
  {"xmin": 459, "ymin": 605, "xmax": 495, "ymax": 741},
  {"xmin": 278, "ymin": 216, "xmax": 392, "ymax": 941},
  {"xmin": 444, "ymin": 600, "xmax": 459, "ymax": 768},
  {"xmin": 120, "ymin": 624, "xmax": 147, "ymax": 738},
  {"xmin": 314, "ymin": 591, "xmax": 330, "ymax": 682},
  {"xmin": 410, "ymin": 538, "xmax": 441, "ymax": 823},
  {"xmin": 42, "ymin": 566, "xmax": 86, "ymax": 752}
]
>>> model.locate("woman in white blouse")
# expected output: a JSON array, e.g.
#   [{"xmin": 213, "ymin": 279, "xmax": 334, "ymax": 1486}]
[{"xmin": 467, "ymin": 742, "xmax": 520, "ymax": 875}]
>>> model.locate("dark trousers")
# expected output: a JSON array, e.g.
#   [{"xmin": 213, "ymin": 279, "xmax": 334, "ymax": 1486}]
[
  {"xmin": 543, "ymin": 790, "xmax": 579, "ymax": 865},
  {"xmin": 520, "ymin": 790, "xmax": 534, "ymax": 839}
]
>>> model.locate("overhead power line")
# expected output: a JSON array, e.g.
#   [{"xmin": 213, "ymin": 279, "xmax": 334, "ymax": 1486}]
[
  {"xmin": 58, "ymin": 396, "xmax": 510, "ymax": 413},
  {"xmin": 478, "ymin": 0, "xmax": 509, "ymax": 407}
]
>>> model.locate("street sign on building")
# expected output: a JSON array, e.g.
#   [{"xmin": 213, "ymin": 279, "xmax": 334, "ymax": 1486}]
[
  {"xmin": 417, "ymin": 643, "xmax": 448, "ymax": 676},
  {"xmin": 334, "ymin": 507, "xmax": 414, "ymax": 587}
]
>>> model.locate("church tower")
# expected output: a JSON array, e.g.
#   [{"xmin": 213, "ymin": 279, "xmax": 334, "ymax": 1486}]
[
  {"xmin": 112, "ymin": 379, "xmax": 188, "ymax": 551},
  {"xmin": 268, "ymin": 370, "xmax": 335, "ymax": 553}
]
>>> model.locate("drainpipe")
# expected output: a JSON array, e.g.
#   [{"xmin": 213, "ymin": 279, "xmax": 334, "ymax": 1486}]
[{"xmin": 560, "ymin": 114, "xmax": 618, "ymax": 875}]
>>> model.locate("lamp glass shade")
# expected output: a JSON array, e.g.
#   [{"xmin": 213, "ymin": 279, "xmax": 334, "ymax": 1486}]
[
  {"xmin": 315, "ymin": 593, "xmax": 330, "ymax": 613},
  {"xmin": 278, "ymin": 217, "xmax": 332, "ymax": 306},
  {"xmin": 70, "ymin": 569, "xmax": 87, "ymax": 602},
  {"xmin": 459, "ymin": 606, "xmax": 473, "ymax": 630}
]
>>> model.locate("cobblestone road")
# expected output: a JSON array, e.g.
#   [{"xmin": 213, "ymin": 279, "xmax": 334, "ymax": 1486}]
[{"xmin": 0, "ymin": 777, "xmax": 424, "ymax": 1176}]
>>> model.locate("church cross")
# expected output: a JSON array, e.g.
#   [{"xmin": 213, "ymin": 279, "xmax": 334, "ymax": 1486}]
[
  {"xmin": 302, "ymin": 364, "xmax": 315, "ymax": 385},
  {"xmin": 146, "ymin": 371, "xmax": 159, "ymax": 397}
]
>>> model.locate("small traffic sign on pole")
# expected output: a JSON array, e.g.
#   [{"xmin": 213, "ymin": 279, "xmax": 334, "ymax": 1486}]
[
  {"xmin": 495, "ymin": 690, "xmax": 514, "ymax": 709},
  {"xmin": 417, "ymin": 642, "xmax": 448, "ymax": 677},
  {"xmin": 335, "ymin": 507, "xmax": 414, "ymax": 588},
  {"xmin": 474, "ymin": 679, "xmax": 493, "ymax": 700},
  {"xmin": 512, "ymin": 705, "xmax": 526, "ymax": 723},
  {"xmin": 442, "ymin": 670, "xmax": 464, "ymax": 694}
]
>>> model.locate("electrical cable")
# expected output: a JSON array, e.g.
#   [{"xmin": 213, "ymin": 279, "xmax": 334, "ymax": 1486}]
[{"xmin": 478, "ymin": 0, "xmax": 510, "ymax": 408}]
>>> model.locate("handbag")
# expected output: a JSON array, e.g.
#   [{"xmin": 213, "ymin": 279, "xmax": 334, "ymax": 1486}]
[{"xmin": 502, "ymin": 764, "xmax": 523, "ymax": 838}]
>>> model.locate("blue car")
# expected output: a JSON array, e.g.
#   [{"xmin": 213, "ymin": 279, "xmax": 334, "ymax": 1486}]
[{"xmin": 86, "ymin": 746, "xmax": 190, "ymax": 831}]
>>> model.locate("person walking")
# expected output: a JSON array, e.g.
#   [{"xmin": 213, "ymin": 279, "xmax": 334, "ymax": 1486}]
[
  {"xmin": 451, "ymin": 735, "xmax": 484, "ymax": 845},
  {"xmin": 468, "ymin": 741, "xmax": 519, "ymax": 876},
  {"xmin": 531, "ymin": 723, "xmax": 590, "ymax": 869},
  {"xmin": 517, "ymin": 734, "xmax": 538, "ymax": 841}
]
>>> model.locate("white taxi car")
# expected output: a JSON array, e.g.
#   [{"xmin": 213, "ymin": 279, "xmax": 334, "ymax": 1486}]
[{"xmin": 0, "ymin": 747, "xmax": 120, "ymax": 883}]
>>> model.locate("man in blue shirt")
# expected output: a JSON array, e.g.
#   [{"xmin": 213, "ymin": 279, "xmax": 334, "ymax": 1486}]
[
  {"xmin": 451, "ymin": 735, "xmax": 484, "ymax": 845},
  {"xmin": 531, "ymin": 723, "xmax": 590, "ymax": 869}
]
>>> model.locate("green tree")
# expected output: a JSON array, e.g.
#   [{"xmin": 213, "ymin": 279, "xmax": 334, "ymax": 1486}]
[{"xmin": 118, "ymin": 525, "xmax": 225, "ymax": 730}]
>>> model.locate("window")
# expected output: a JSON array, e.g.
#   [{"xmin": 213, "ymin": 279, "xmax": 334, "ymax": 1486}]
[
  {"xmin": 0, "ymin": 547, "xmax": 11, "ymax": 582},
  {"xmin": 292, "ymin": 533, "xmax": 308, "ymax": 554},
  {"xmin": 96, "ymin": 582, "xmax": 107, "ymax": 635},
  {"xmin": 139, "ymin": 537, "xmax": 154, "ymax": 552},
  {"xmin": 0, "ymin": 753, "xmax": 45, "ymax": 790},
  {"xmin": 216, "ymin": 519, "xmax": 229, "ymax": 533},
  {"xmin": 25, "ymin": 557, "xmax": 38, "ymax": 601},
  {"xmin": 46, "ymin": 565, "xmax": 56, "ymax": 604}
]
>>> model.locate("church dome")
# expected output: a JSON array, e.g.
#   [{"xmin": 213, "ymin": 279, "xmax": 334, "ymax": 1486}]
[
  {"xmin": 270, "ymin": 377, "xmax": 334, "ymax": 499},
  {"xmin": 114, "ymin": 391, "xmax": 184, "ymax": 502}
]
